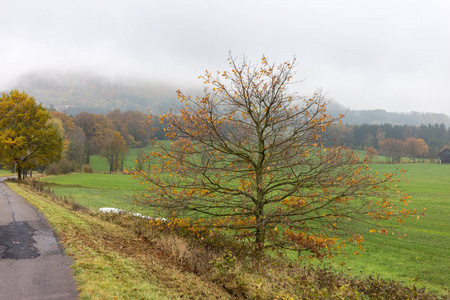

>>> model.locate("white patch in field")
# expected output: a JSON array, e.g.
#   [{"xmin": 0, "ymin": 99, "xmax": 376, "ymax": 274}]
[{"xmin": 98, "ymin": 207, "xmax": 167, "ymax": 222}]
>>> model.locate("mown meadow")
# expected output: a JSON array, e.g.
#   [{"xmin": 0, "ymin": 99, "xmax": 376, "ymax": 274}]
[
  {"xmin": 34, "ymin": 148, "xmax": 450, "ymax": 297},
  {"xmin": 329, "ymin": 163, "xmax": 449, "ymax": 295}
]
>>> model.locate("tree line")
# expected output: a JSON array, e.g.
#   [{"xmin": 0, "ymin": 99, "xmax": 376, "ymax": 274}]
[
  {"xmin": 0, "ymin": 90, "xmax": 169, "ymax": 177},
  {"xmin": 3, "ymin": 89, "xmax": 450, "ymax": 182},
  {"xmin": 48, "ymin": 108, "xmax": 167, "ymax": 173},
  {"xmin": 2, "ymin": 89, "xmax": 448, "ymax": 181},
  {"xmin": 326, "ymin": 123, "xmax": 450, "ymax": 161}
]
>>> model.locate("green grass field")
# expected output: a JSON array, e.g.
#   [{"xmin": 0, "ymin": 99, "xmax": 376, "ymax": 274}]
[
  {"xmin": 41, "ymin": 173, "xmax": 146, "ymax": 212},
  {"xmin": 329, "ymin": 163, "xmax": 450, "ymax": 295},
  {"xmin": 39, "ymin": 158, "xmax": 449, "ymax": 296},
  {"xmin": 89, "ymin": 142, "xmax": 170, "ymax": 173},
  {"xmin": 89, "ymin": 147, "xmax": 148, "ymax": 173}
]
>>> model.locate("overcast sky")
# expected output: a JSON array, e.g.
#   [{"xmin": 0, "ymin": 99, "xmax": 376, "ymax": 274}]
[{"xmin": 1, "ymin": 0, "xmax": 449, "ymax": 114}]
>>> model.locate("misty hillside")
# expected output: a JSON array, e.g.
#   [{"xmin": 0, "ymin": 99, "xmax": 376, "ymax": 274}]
[
  {"xmin": 9, "ymin": 72, "xmax": 180, "ymax": 115},
  {"xmin": 5, "ymin": 71, "xmax": 450, "ymax": 126},
  {"xmin": 327, "ymin": 102, "xmax": 450, "ymax": 126}
]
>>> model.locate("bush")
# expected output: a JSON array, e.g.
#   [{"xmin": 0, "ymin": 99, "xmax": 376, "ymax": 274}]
[
  {"xmin": 45, "ymin": 159, "xmax": 74, "ymax": 175},
  {"xmin": 82, "ymin": 164, "xmax": 92, "ymax": 173},
  {"xmin": 58, "ymin": 159, "xmax": 73, "ymax": 174},
  {"xmin": 45, "ymin": 163, "xmax": 60, "ymax": 175}
]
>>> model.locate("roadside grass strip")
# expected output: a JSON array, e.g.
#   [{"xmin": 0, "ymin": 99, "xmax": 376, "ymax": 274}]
[{"xmin": 8, "ymin": 182, "xmax": 230, "ymax": 299}]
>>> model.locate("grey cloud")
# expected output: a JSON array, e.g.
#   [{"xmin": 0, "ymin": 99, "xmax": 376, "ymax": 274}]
[{"xmin": 1, "ymin": 0, "xmax": 449, "ymax": 114}]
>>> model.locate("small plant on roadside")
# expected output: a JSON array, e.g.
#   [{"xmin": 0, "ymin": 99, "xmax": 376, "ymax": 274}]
[{"xmin": 211, "ymin": 249, "xmax": 237, "ymax": 274}]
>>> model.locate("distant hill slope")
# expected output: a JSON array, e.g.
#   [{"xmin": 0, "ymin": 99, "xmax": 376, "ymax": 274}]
[
  {"xmin": 5, "ymin": 71, "xmax": 450, "ymax": 126},
  {"xmin": 327, "ymin": 102, "xmax": 450, "ymax": 126},
  {"xmin": 8, "ymin": 72, "xmax": 179, "ymax": 115}
]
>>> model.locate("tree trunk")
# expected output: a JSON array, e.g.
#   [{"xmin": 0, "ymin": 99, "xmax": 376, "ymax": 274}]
[
  {"xmin": 255, "ymin": 221, "xmax": 266, "ymax": 250},
  {"xmin": 120, "ymin": 154, "xmax": 125, "ymax": 171},
  {"xmin": 17, "ymin": 168, "xmax": 22, "ymax": 181},
  {"xmin": 109, "ymin": 155, "xmax": 114, "ymax": 173},
  {"xmin": 254, "ymin": 198, "xmax": 266, "ymax": 250}
]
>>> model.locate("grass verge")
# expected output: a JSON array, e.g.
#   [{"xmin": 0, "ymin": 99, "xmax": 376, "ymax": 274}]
[{"xmin": 8, "ymin": 181, "xmax": 229, "ymax": 299}]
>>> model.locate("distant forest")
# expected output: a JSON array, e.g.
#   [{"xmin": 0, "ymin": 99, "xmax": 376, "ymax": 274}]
[
  {"xmin": 50, "ymin": 109, "xmax": 449, "ymax": 169},
  {"xmin": 6, "ymin": 71, "xmax": 450, "ymax": 126},
  {"xmin": 324, "ymin": 122, "xmax": 449, "ymax": 160},
  {"xmin": 9, "ymin": 71, "xmax": 181, "ymax": 115},
  {"xmin": 327, "ymin": 102, "xmax": 450, "ymax": 127}
]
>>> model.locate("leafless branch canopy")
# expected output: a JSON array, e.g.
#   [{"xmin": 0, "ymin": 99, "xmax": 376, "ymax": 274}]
[{"xmin": 133, "ymin": 55, "xmax": 415, "ymax": 258}]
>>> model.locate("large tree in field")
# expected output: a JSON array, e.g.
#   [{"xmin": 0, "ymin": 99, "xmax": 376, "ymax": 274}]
[
  {"xmin": 49, "ymin": 111, "xmax": 87, "ymax": 169},
  {"xmin": 404, "ymin": 137, "xmax": 429, "ymax": 163},
  {"xmin": 133, "ymin": 55, "xmax": 419, "ymax": 258},
  {"xmin": 0, "ymin": 90, "xmax": 63, "ymax": 180},
  {"xmin": 100, "ymin": 130, "xmax": 128, "ymax": 173},
  {"xmin": 379, "ymin": 138, "xmax": 405, "ymax": 163},
  {"xmin": 107, "ymin": 109, "xmax": 150, "ymax": 147},
  {"xmin": 74, "ymin": 112, "xmax": 114, "ymax": 165}
]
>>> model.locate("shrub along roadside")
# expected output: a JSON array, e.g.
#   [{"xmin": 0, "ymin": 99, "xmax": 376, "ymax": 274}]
[{"xmin": 8, "ymin": 179, "xmax": 444, "ymax": 300}]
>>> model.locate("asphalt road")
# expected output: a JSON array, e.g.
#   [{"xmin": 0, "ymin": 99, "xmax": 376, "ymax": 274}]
[{"xmin": 0, "ymin": 177, "xmax": 79, "ymax": 299}]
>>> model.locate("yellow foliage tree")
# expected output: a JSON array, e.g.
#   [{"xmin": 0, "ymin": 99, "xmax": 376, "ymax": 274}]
[
  {"xmin": 404, "ymin": 137, "xmax": 429, "ymax": 163},
  {"xmin": 366, "ymin": 146, "xmax": 378, "ymax": 161},
  {"xmin": 100, "ymin": 130, "xmax": 128, "ymax": 173},
  {"xmin": 0, "ymin": 90, "xmax": 63, "ymax": 180},
  {"xmin": 133, "ymin": 55, "xmax": 420, "ymax": 258}
]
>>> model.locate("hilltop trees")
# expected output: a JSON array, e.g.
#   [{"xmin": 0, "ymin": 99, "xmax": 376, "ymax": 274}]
[
  {"xmin": 132, "ymin": 55, "xmax": 418, "ymax": 257},
  {"xmin": 0, "ymin": 90, "xmax": 63, "ymax": 180}
]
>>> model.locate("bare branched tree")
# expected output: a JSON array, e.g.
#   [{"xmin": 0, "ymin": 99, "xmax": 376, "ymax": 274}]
[{"xmin": 132, "ymin": 55, "xmax": 419, "ymax": 258}]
